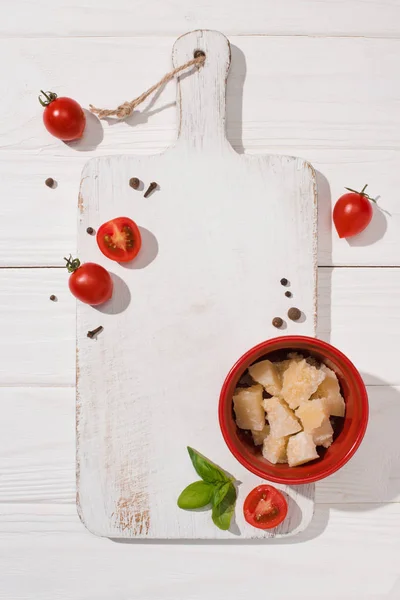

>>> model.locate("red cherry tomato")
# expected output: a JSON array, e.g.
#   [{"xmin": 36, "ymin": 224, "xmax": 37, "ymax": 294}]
[
  {"xmin": 333, "ymin": 185, "xmax": 375, "ymax": 239},
  {"xmin": 97, "ymin": 217, "xmax": 142, "ymax": 263},
  {"xmin": 243, "ymin": 485, "xmax": 288, "ymax": 530},
  {"xmin": 39, "ymin": 90, "xmax": 86, "ymax": 141},
  {"xmin": 65, "ymin": 256, "xmax": 113, "ymax": 305}
]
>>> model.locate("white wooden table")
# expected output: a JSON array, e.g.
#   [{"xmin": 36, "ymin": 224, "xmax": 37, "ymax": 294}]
[{"xmin": 1, "ymin": 2, "xmax": 400, "ymax": 598}]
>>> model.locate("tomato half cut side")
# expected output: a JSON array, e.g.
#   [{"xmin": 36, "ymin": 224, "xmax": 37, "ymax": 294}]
[
  {"xmin": 243, "ymin": 485, "xmax": 288, "ymax": 530},
  {"xmin": 96, "ymin": 217, "xmax": 142, "ymax": 263}
]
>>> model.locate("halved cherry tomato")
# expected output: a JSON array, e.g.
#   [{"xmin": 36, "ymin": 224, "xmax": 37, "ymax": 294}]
[
  {"xmin": 333, "ymin": 184, "xmax": 375, "ymax": 239},
  {"xmin": 243, "ymin": 485, "xmax": 288, "ymax": 530},
  {"xmin": 65, "ymin": 256, "xmax": 113, "ymax": 305},
  {"xmin": 96, "ymin": 217, "xmax": 142, "ymax": 263}
]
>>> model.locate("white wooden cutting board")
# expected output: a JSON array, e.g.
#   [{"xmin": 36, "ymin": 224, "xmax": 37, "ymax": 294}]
[{"xmin": 76, "ymin": 30, "xmax": 317, "ymax": 539}]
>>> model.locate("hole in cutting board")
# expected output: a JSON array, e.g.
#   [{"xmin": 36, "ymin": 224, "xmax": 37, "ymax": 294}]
[{"xmin": 193, "ymin": 50, "xmax": 206, "ymax": 59}]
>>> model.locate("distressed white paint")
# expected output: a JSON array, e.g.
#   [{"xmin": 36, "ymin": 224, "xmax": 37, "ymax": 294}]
[{"xmin": 76, "ymin": 30, "xmax": 317, "ymax": 539}]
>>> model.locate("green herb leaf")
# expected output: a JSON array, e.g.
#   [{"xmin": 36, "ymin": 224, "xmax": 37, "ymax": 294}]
[
  {"xmin": 187, "ymin": 447, "xmax": 230, "ymax": 484},
  {"xmin": 177, "ymin": 481, "xmax": 214, "ymax": 510},
  {"xmin": 212, "ymin": 481, "xmax": 237, "ymax": 531},
  {"xmin": 212, "ymin": 481, "xmax": 231, "ymax": 508}
]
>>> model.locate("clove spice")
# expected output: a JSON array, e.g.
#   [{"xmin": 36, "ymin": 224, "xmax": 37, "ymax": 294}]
[
  {"xmin": 144, "ymin": 182, "xmax": 158, "ymax": 198},
  {"xmin": 87, "ymin": 326, "xmax": 104, "ymax": 339}
]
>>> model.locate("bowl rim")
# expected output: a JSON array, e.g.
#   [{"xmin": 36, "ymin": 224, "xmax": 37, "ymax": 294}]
[{"xmin": 218, "ymin": 335, "xmax": 369, "ymax": 484}]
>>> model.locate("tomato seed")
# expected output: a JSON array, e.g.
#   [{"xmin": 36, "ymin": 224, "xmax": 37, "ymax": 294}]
[
  {"xmin": 272, "ymin": 317, "xmax": 283, "ymax": 328},
  {"xmin": 288, "ymin": 307, "xmax": 301, "ymax": 321},
  {"xmin": 45, "ymin": 177, "xmax": 55, "ymax": 188}
]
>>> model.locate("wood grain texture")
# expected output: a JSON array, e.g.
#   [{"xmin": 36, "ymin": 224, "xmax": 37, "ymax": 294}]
[
  {"xmin": 0, "ymin": 269, "xmax": 75, "ymax": 386},
  {"xmin": 3, "ymin": 0, "xmax": 400, "ymax": 37},
  {"xmin": 0, "ymin": 388, "xmax": 75, "ymax": 503},
  {"xmin": 1, "ymin": 503, "xmax": 400, "ymax": 600},
  {"xmin": 1, "ymin": 36, "xmax": 400, "ymax": 266},
  {"xmin": 76, "ymin": 30, "xmax": 317, "ymax": 539}
]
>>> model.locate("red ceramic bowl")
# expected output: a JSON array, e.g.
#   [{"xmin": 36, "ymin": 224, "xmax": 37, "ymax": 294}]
[{"xmin": 219, "ymin": 336, "xmax": 368, "ymax": 484}]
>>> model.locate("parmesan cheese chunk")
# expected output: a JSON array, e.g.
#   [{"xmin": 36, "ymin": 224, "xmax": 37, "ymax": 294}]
[
  {"xmin": 262, "ymin": 396, "xmax": 302, "ymax": 438},
  {"xmin": 295, "ymin": 398, "xmax": 328, "ymax": 432},
  {"xmin": 262, "ymin": 434, "xmax": 288, "ymax": 464},
  {"xmin": 312, "ymin": 417, "xmax": 334, "ymax": 448},
  {"xmin": 287, "ymin": 431, "xmax": 319, "ymax": 467},
  {"xmin": 251, "ymin": 424, "xmax": 271, "ymax": 446},
  {"xmin": 233, "ymin": 384, "xmax": 265, "ymax": 431},
  {"xmin": 281, "ymin": 359, "xmax": 326, "ymax": 409},
  {"xmin": 248, "ymin": 359, "xmax": 282, "ymax": 396},
  {"xmin": 311, "ymin": 364, "xmax": 345, "ymax": 417}
]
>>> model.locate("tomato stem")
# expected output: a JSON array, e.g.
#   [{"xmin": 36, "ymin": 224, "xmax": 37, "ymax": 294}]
[
  {"xmin": 344, "ymin": 184, "xmax": 377, "ymax": 204},
  {"xmin": 38, "ymin": 90, "xmax": 58, "ymax": 107},
  {"xmin": 64, "ymin": 255, "xmax": 81, "ymax": 273}
]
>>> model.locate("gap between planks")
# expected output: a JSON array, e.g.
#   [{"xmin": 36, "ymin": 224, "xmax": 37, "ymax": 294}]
[
  {"xmin": 2, "ymin": 33, "xmax": 400, "ymax": 41},
  {"xmin": 1, "ymin": 265, "xmax": 400, "ymax": 270}
]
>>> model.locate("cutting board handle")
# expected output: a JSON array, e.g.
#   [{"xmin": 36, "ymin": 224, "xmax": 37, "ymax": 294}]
[{"xmin": 172, "ymin": 30, "xmax": 231, "ymax": 149}]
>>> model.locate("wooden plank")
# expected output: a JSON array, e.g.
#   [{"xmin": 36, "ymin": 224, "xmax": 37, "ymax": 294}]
[
  {"xmin": 0, "ymin": 37, "xmax": 400, "ymax": 266},
  {"xmin": 2, "ymin": 37, "xmax": 400, "ymax": 157},
  {"xmin": 0, "ymin": 267, "xmax": 399, "ymax": 387},
  {"xmin": 0, "ymin": 269, "xmax": 75, "ymax": 386},
  {"xmin": 0, "ymin": 503, "xmax": 399, "ymax": 600},
  {"xmin": 0, "ymin": 266, "xmax": 399, "ymax": 384},
  {"xmin": 0, "ymin": 388, "xmax": 75, "ymax": 504},
  {"xmin": 317, "ymin": 385, "xmax": 400, "ymax": 504},
  {"xmin": 76, "ymin": 29, "xmax": 317, "ymax": 540},
  {"xmin": 318, "ymin": 267, "xmax": 400, "ymax": 386},
  {"xmin": 1, "ymin": 385, "xmax": 397, "ymax": 506},
  {"xmin": 2, "ymin": 0, "xmax": 400, "ymax": 37}
]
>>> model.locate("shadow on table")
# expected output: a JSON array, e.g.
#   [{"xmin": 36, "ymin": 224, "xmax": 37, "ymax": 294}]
[{"xmin": 317, "ymin": 373, "xmax": 400, "ymax": 512}]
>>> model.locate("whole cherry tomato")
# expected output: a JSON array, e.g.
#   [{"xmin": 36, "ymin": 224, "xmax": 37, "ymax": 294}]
[
  {"xmin": 65, "ymin": 256, "xmax": 113, "ymax": 305},
  {"xmin": 333, "ymin": 185, "xmax": 376, "ymax": 239},
  {"xmin": 97, "ymin": 217, "xmax": 142, "ymax": 263},
  {"xmin": 243, "ymin": 485, "xmax": 288, "ymax": 530},
  {"xmin": 39, "ymin": 90, "xmax": 86, "ymax": 141}
]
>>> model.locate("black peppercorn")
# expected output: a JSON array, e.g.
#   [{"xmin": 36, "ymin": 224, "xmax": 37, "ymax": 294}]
[
  {"xmin": 45, "ymin": 177, "xmax": 55, "ymax": 188},
  {"xmin": 272, "ymin": 317, "xmax": 284, "ymax": 328},
  {"xmin": 280, "ymin": 278, "xmax": 288, "ymax": 286},
  {"xmin": 86, "ymin": 227, "xmax": 94, "ymax": 235},
  {"xmin": 288, "ymin": 307, "xmax": 301, "ymax": 321},
  {"xmin": 49, "ymin": 294, "xmax": 57, "ymax": 301},
  {"xmin": 129, "ymin": 177, "xmax": 140, "ymax": 189},
  {"xmin": 285, "ymin": 291, "xmax": 292, "ymax": 298}
]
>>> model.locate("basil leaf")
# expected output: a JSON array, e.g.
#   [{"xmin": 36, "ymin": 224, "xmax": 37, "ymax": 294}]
[
  {"xmin": 212, "ymin": 481, "xmax": 231, "ymax": 508},
  {"xmin": 212, "ymin": 482, "xmax": 237, "ymax": 531},
  {"xmin": 187, "ymin": 447, "xmax": 230, "ymax": 484},
  {"xmin": 177, "ymin": 481, "xmax": 214, "ymax": 510}
]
